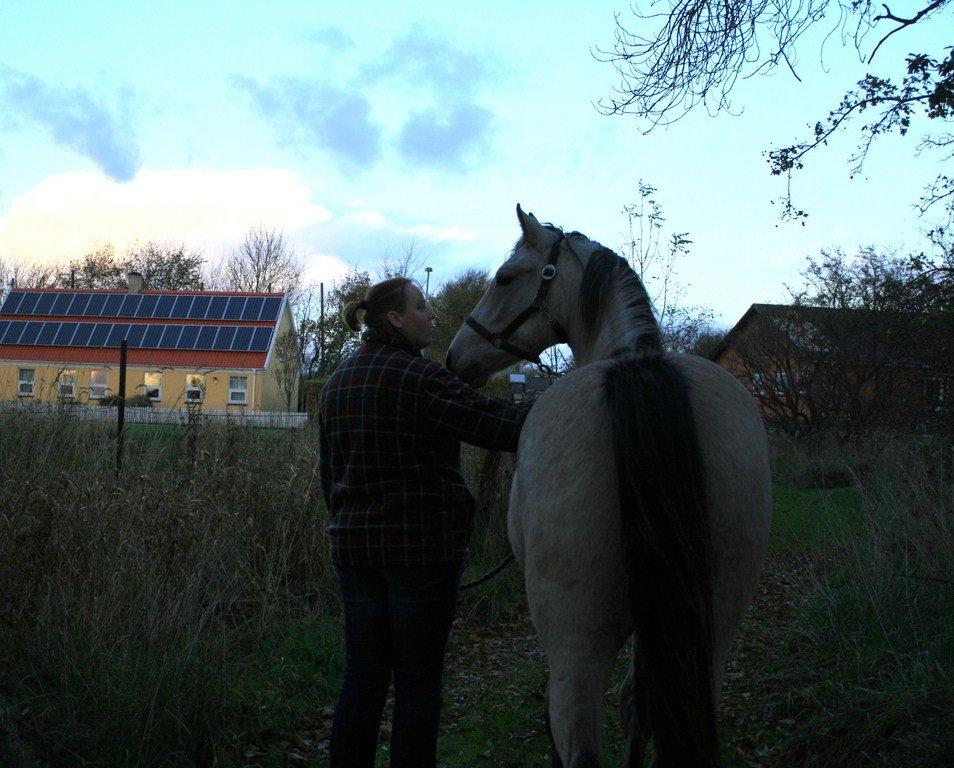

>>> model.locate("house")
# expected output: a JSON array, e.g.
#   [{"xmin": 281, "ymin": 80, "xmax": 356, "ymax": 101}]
[
  {"xmin": 0, "ymin": 276, "xmax": 298, "ymax": 412},
  {"xmin": 711, "ymin": 303, "xmax": 952, "ymax": 432}
]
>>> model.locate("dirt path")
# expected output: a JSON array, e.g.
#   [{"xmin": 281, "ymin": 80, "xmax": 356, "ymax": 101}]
[{"xmin": 239, "ymin": 553, "xmax": 807, "ymax": 767}]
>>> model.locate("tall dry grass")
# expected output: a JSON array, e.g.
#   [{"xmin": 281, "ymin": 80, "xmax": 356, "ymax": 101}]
[
  {"xmin": 767, "ymin": 435, "xmax": 953, "ymax": 767},
  {"xmin": 0, "ymin": 413, "xmax": 334, "ymax": 766}
]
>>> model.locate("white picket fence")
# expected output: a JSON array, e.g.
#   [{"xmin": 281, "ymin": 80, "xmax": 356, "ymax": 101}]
[{"xmin": 0, "ymin": 400, "xmax": 308, "ymax": 429}]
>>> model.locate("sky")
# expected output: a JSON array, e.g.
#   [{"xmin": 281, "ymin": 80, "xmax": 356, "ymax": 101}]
[{"xmin": 0, "ymin": 1, "xmax": 949, "ymax": 327}]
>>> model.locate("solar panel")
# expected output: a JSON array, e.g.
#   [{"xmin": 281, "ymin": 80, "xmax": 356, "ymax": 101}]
[
  {"xmin": 212, "ymin": 326, "xmax": 236, "ymax": 350},
  {"xmin": 107, "ymin": 324, "xmax": 131, "ymax": 347},
  {"xmin": 71, "ymin": 323, "xmax": 94, "ymax": 346},
  {"xmin": 153, "ymin": 295, "xmax": 175, "ymax": 318},
  {"xmin": 34, "ymin": 292, "xmax": 56, "ymax": 315},
  {"xmin": 89, "ymin": 324, "xmax": 111, "ymax": 347},
  {"xmin": 50, "ymin": 293, "xmax": 74, "ymax": 315},
  {"xmin": 102, "ymin": 294, "xmax": 124, "ymax": 317},
  {"xmin": 125, "ymin": 324, "xmax": 147, "ymax": 347},
  {"xmin": 136, "ymin": 294, "xmax": 159, "ymax": 318},
  {"xmin": 189, "ymin": 295, "xmax": 211, "ymax": 319},
  {"xmin": 2, "ymin": 321, "xmax": 24, "ymax": 344},
  {"xmin": 223, "ymin": 296, "xmax": 246, "ymax": 320},
  {"xmin": 0, "ymin": 319, "xmax": 8, "ymax": 340},
  {"xmin": 19, "ymin": 321, "xmax": 43, "ymax": 345},
  {"xmin": 170, "ymin": 295, "xmax": 193, "ymax": 318},
  {"xmin": 37, "ymin": 322, "xmax": 60, "ymax": 345},
  {"xmin": 70, "ymin": 293, "xmax": 91, "ymax": 316},
  {"xmin": 142, "ymin": 325, "xmax": 163, "ymax": 348},
  {"xmin": 250, "ymin": 327, "xmax": 272, "ymax": 351},
  {"xmin": 0, "ymin": 291, "xmax": 24, "ymax": 314},
  {"xmin": 119, "ymin": 294, "xmax": 142, "ymax": 316},
  {"xmin": 195, "ymin": 326, "xmax": 217, "ymax": 348},
  {"xmin": 207, "ymin": 296, "xmax": 228, "ymax": 320},
  {"xmin": 85, "ymin": 294, "xmax": 107, "ymax": 316},
  {"xmin": 178, "ymin": 325, "xmax": 200, "ymax": 350},
  {"xmin": 54, "ymin": 322, "xmax": 78, "ymax": 345},
  {"xmin": 260, "ymin": 297, "xmax": 282, "ymax": 321},
  {"xmin": 159, "ymin": 325, "xmax": 182, "ymax": 348},
  {"xmin": 17, "ymin": 293, "xmax": 40, "ymax": 315},
  {"xmin": 242, "ymin": 296, "xmax": 264, "ymax": 321},
  {"xmin": 232, "ymin": 326, "xmax": 254, "ymax": 351}
]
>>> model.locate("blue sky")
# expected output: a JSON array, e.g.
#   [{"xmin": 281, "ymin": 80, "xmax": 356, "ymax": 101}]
[{"xmin": 0, "ymin": 1, "xmax": 949, "ymax": 325}]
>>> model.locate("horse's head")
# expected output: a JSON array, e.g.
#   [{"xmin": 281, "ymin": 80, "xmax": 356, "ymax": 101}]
[{"xmin": 446, "ymin": 205, "xmax": 581, "ymax": 386}]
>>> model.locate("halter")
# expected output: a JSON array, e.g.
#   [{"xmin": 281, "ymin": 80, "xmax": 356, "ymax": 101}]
[{"xmin": 464, "ymin": 233, "xmax": 568, "ymax": 370}]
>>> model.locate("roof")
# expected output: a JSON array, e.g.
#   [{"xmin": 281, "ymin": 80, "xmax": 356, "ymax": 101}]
[
  {"xmin": 711, "ymin": 303, "xmax": 953, "ymax": 371},
  {"xmin": 0, "ymin": 287, "xmax": 286, "ymax": 369}
]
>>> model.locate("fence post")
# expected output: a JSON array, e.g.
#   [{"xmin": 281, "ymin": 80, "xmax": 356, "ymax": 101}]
[{"xmin": 116, "ymin": 340, "xmax": 127, "ymax": 477}]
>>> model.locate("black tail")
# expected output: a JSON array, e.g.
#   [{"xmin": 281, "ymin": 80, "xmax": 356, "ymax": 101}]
[{"xmin": 605, "ymin": 353, "xmax": 718, "ymax": 768}]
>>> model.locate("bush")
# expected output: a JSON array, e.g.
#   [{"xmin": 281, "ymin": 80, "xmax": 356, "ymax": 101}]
[{"xmin": 97, "ymin": 393, "xmax": 153, "ymax": 407}]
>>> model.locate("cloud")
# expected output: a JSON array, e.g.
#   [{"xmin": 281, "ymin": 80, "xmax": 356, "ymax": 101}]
[
  {"xmin": 396, "ymin": 223, "xmax": 475, "ymax": 242},
  {"xmin": 234, "ymin": 76, "xmax": 382, "ymax": 169},
  {"xmin": 0, "ymin": 169, "xmax": 332, "ymax": 264},
  {"xmin": 397, "ymin": 104, "xmax": 493, "ymax": 169},
  {"xmin": 365, "ymin": 28, "xmax": 492, "ymax": 99},
  {"xmin": 303, "ymin": 26, "xmax": 354, "ymax": 52},
  {"xmin": 0, "ymin": 68, "xmax": 140, "ymax": 181}
]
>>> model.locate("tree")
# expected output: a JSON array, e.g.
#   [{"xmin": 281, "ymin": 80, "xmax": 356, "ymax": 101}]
[
  {"xmin": 0, "ymin": 257, "xmax": 58, "ymax": 301},
  {"xmin": 598, "ymin": 1, "xmax": 954, "ymax": 224},
  {"xmin": 223, "ymin": 227, "xmax": 303, "ymax": 297},
  {"xmin": 59, "ymin": 244, "xmax": 125, "ymax": 288},
  {"xmin": 125, "ymin": 241, "xmax": 204, "ymax": 290},
  {"xmin": 428, "ymin": 268, "xmax": 490, "ymax": 361},
  {"xmin": 272, "ymin": 329, "xmax": 301, "ymax": 411},
  {"xmin": 619, "ymin": 181, "xmax": 715, "ymax": 352}
]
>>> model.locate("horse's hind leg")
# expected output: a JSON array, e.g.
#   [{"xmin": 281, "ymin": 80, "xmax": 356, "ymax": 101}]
[
  {"xmin": 541, "ymin": 633, "xmax": 619, "ymax": 768},
  {"xmin": 618, "ymin": 656, "xmax": 652, "ymax": 768}
]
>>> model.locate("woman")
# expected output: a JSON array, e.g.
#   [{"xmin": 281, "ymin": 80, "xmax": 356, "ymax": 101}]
[{"xmin": 318, "ymin": 276, "xmax": 531, "ymax": 768}]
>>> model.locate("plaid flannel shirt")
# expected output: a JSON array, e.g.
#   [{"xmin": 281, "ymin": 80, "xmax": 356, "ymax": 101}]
[{"xmin": 318, "ymin": 339, "xmax": 531, "ymax": 566}]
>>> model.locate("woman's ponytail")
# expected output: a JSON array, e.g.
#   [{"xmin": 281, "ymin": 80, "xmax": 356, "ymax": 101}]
[
  {"xmin": 343, "ymin": 277, "xmax": 413, "ymax": 338},
  {"xmin": 343, "ymin": 298, "xmax": 365, "ymax": 332}
]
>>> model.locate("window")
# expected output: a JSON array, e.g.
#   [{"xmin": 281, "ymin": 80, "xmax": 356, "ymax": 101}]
[
  {"xmin": 228, "ymin": 376, "xmax": 247, "ymax": 405},
  {"xmin": 144, "ymin": 372, "xmax": 162, "ymax": 401},
  {"xmin": 18, "ymin": 368, "xmax": 35, "ymax": 397},
  {"xmin": 58, "ymin": 369, "xmax": 76, "ymax": 399},
  {"xmin": 750, "ymin": 372, "xmax": 766, "ymax": 396},
  {"xmin": 775, "ymin": 372, "xmax": 789, "ymax": 396},
  {"xmin": 185, "ymin": 373, "xmax": 205, "ymax": 403},
  {"xmin": 90, "ymin": 370, "xmax": 109, "ymax": 400}
]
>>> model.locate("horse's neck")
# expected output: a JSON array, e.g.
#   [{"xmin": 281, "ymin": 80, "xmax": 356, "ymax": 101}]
[{"xmin": 567, "ymin": 287, "xmax": 638, "ymax": 366}]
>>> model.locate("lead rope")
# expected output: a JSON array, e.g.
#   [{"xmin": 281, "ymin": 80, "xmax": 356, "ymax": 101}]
[{"xmin": 459, "ymin": 552, "xmax": 516, "ymax": 591}]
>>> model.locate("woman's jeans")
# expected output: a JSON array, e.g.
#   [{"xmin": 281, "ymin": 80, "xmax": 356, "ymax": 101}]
[{"xmin": 330, "ymin": 561, "xmax": 465, "ymax": 768}]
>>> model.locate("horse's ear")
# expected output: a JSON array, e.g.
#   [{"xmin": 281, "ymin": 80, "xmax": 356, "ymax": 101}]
[{"xmin": 516, "ymin": 204, "xmax": 543, "ymax": 249}]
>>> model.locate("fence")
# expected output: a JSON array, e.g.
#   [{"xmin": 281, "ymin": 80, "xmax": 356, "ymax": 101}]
[{"xmin": 0, "ymin": 400, "xmax": 308, "ymax": 429}]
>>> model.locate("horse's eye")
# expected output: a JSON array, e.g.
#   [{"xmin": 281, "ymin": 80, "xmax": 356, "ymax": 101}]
[{"xmin": 496, "ymin": 273, "xmax": 513, "ymax": 287}]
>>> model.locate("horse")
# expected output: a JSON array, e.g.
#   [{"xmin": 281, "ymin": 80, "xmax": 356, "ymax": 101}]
[{"xmin": 445, "ymin": 206, "xmax": 771, "ymax": 768}]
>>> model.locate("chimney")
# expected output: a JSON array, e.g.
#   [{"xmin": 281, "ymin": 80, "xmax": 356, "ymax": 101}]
[{"xmin": 127, "ymin": 272, "xmax": 143, "ymax": 294}]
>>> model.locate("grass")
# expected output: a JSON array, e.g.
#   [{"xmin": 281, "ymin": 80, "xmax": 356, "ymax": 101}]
[{"xmin": 0, "ymin": 412, "xmax": 949, "ymax": 766}]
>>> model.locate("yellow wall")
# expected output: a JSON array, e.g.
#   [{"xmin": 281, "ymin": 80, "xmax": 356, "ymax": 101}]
[{"xmin": 0, "ymin": 361, "xmax": 271, "ymax": 411}]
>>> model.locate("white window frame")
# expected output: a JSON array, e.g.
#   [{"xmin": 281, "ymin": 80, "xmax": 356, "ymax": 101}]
[
  {"xmin": 90, "ymin": 370, "xmax": 109, "ymax": 400},
  {"xmin": 18, "ymin": 368, "xmax": 35, "ymax": 397},
  {"xmin": 58, "ymin": 369, "xmax": 77, "ymax": 399},
  {"xmin": 144, "ymin": 372, "xmax": 162, "ymax": 402},
  {"xmin": 185, "ymin": 373, "xmax": 205, "ymax": 403},
  {"xmin": 228, "ymin": 376, "xmax": 248, "ymax": 405}
]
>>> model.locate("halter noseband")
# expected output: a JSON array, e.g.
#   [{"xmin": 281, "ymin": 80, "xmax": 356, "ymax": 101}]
[{"xmin": 464, "ymin": 233, "xmax": 568, "ymax": 370}]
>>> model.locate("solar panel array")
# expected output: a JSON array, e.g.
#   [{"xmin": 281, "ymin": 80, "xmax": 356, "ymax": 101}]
[
  {"xmin": 0, "ymin": 291, "xmax": 282, "ymax": 322},
  {"xmin": 0, "ymin": 320, "xmax": 273, "ymax": 352}
]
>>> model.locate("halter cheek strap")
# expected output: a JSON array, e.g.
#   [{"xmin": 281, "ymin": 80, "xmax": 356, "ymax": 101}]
[{"xmin": 464, "ymin": 233, "xmax": 567, "ymax": 369}]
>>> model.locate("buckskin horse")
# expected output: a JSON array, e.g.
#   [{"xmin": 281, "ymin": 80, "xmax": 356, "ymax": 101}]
[{"xmin": 445, "ymin": 206, "xmax": 771, "ymax": 768}]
